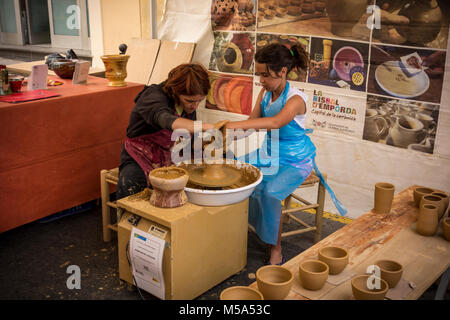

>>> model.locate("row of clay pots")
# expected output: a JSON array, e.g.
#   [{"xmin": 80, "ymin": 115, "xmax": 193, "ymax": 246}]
[
  {"xmin": 413, "ymin": 186, "xmax": 449, "ymax": 219},
  {"xmin": 352, "ymin": 259, "xmax": 403, "ymax": 300}
]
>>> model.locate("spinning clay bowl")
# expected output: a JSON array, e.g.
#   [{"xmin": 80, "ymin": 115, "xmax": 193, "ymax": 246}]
[{"xmin": 220, "ymin": 286, "xmax": 264, "ymax": 300}]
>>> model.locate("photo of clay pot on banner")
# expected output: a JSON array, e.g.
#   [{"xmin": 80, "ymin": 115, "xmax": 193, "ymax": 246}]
[
  {"xmin": 209, "ymin": 32, "xmax": 255, "ymax": 75},
  {"xmin": 368, "ymin": 45, "xmax": 446, "ymax": 104},
  {"xmin": 256, "ymin": 33, "xmax": 310, "ymax": 82},
  {"xmin": 363, "ymin": 94, "xmax": 440, "ymax": 154},
  {"xmin": 372, "ymin": 0, "xmax": 450, "ymax": 50},
  {"xmin": 211, "ymin": 0, "xmax": 257, "ymax": 31},
  {"xmin": 206, "ymin": 72, "xmax": 253, "ymax": 115},
  {"xmin": 305, "ymin": 88, "xmax": 366, "ymax": 138},
  {"xmin": 256, "ymin": 0, "xmax": 371, "ymax": 42},
  {"xmin": 308, "ymin": 37, "xmax": 369, "ymax": 92}
]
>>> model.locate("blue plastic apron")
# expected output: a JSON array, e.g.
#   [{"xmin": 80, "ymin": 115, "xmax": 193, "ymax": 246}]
[{"xmin": 238, "ymin": 82, "xmax": 347, "ymax": 245}]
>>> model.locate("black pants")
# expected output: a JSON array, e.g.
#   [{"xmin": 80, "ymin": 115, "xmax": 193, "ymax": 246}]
[{"xmin": 116, "ymin": 161, "xmax": 148, "ymax": 200}]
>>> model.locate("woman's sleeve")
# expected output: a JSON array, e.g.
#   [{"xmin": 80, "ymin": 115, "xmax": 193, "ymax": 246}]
[{"xmin": 135, "ymin": 89, "xmax": 178, "ymax": 130}]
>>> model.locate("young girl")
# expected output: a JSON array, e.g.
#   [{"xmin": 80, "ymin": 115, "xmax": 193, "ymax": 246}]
[{"xmin": 226, "ymin": 43, "xmax": 346, "ymax": 265}]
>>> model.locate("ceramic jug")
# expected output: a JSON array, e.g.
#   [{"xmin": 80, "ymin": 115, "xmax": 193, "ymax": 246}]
[
  {"xmin": 325, "ymin": 0, "xmax": 369, "ymax": 37},
  {"xmin": 363, "ymin": 109, "xmax": 388, "ymax": 142},
  {"xmin": 388, "ymin": 115, "xmax": 427, "ymax": 148},
  {"xmin": 416, "ymin": 204, "xmax": 438, "ymax": 236}
]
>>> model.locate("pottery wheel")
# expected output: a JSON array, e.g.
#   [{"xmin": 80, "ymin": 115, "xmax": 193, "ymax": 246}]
[{"xmin": 187, "ymin": 164, "xmax": 242, "ymax": 188}]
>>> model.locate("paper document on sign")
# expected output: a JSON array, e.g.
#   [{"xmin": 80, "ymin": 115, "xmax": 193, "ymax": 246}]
[{"xmin": 129, "ymin": 227, "xmax": 165, "ymax": 299}]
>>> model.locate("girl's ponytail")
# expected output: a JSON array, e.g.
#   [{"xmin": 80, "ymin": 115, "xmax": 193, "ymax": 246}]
[{"xmin": 290, "ymin": 44, "xmax": 309, "ymax": 71}]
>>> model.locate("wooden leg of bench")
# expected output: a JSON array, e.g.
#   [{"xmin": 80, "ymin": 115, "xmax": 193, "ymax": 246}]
[
  {"xmin": 101, "ymin": 170, "xmax": 112, "ymax": 242},
  {"xmin": 314, "ymin": 180, "xmax": 326, "ymax": 243},
  {"xmin": 282, "ymin": 195, "xmax": 292, "ymax": 224}
]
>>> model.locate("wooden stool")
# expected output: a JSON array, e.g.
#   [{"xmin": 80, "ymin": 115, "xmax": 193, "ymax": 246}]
[
  {"xmin": 100, "ymin": 168, "xmax": 120, "ymax": 242},
  {"xmin": 281, "ymin": 172, "xmax": 327, "ymax": 243}
]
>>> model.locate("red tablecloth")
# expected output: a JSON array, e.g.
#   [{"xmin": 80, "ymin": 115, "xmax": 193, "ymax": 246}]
[{"xmin": 0, "ymin": 76, "xmax": 144, "ymax": 233}]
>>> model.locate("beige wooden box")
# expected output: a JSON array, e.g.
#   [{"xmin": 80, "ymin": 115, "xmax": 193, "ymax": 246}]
[{"xmin": 117, "ymin": 192, "xmax": 248, "ymax": 300}]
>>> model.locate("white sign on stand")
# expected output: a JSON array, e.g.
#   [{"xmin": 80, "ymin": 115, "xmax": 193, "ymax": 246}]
[
  {"xmin": 129, "ymin": 227, "xmax": 166, "ymax": 299},
  {"xmin": 27, "ymin": 64, "xmax": 48, "ymax": 91},
  {"xmin": 72, "ymin": 61, "xmax": 90, "ymax": 84}
]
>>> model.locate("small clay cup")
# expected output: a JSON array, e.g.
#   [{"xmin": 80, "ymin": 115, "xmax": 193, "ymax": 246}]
[
  {"xmin": 420, "ymin": 195, "xmax": 443, "ymax": 219},
  {"xmin": 220, "ymin": 286, "xmax": 264, "ymax": 300},
  {"xmin": 431, "ymin": 191, "xmax": 449, "ymax": 219},
  {"xmin": 374, "ymin": 182, "xmax": 395, "ymax": 214},
  {"xmin": 351, "ymin": 275, "xmax": 389, "ymax": 300},
  {"xmin": 442, "ymin": 218, "xmax": 450, "ymax": 242},
  {"xmin": 149, "ymin": 167, "xmax": 189, "ymax": 208},
  {"xmin": 413, "ymin": 187, "xmax": 434, "ymax": 207},
  {"xmin": 416, "ymin": 204, "xmax": 438, "ymax": 236},
  {"xmin": 298, "ymin": 260, "xmax": 329, "ymax": 291},
  {"xmin": 318, "ymin": 246, "xmax": 349, "ymax": 275},
  {"xmin": 375, "ymin": 260, "xmax": 403, "ymax": 289},
  {"xmin": 256, "ymin": 265, "xmax": 294, "ymax": 300}
]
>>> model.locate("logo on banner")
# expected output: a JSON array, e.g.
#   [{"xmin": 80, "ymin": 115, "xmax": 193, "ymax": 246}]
[{"xmin": 311, "ymin": 90, "xmax": 357, "ymax": 121}]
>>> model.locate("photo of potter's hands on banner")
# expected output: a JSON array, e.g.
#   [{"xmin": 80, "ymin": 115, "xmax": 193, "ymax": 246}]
[
  {"xmin": 209, "ymin": 32, "xmax": 255, "ymax": 74},
  {"xmin": 308, "ymin": 37, "xmax": 369, "ymax": 92},
  {"xmin": 256, "ymin": 33, "xmax": 309, "ymax": 82},
  {"xmin": 363, "ymin": 95, "xmax": 440, "ymax": 154},
  {"xmin": 205, "ymin": 72, "xmax": 253, "ymax": 115},
  {"xmin": 373, "ymin": 0, "xmax": 450, "ymax": 49},
  {"xmin": 211, "ymin": 0, "xmax": 257, "ymax": 31},
  {"xmin": 368, "ymin": 45, "xmax": 446, "ymax": 104}
]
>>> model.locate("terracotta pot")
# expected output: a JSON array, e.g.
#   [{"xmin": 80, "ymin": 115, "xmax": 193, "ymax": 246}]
[
  {"xmin": 416, "ymin": 204, "xmax": 438, "ymax": 236},
  {"xmin": 256, "ymin": 265, "xmax": 294, "ymax": 300},
  {"xmin": 100, "ymin": 54, "xmax": 130, "ymax": 87},
  {"xmin": 351, "ymin": 275, "xmax": 388, "ymax": 300},
  {"xmin": 443, "ymin": 218, "xmax": 450, "ymax": 241},
  {"xmin": 395, "ymin": 0, "xmax": 443, "ymax": 45},
  {"xmin": 413, "ymin": 186, "xmax": 434, "ymax": 208},
  {"xmin": 298, "ymin": 260, "xmax": 329, "ymax": 291},
  {"xmin": 325, "ymin": 0, "xmax": 368, "ymax": 37},
  {"xmin": 420, "ymin": 194, "xmax": 443, "ymax": 218},
  {"xmin": 149, "ymin": 167, "xmax": 189, "ymax": 208},
  {"xmin": 374, "ymin": 182, "xmax": 395, "ymax": 214},
  {"xmin": 431, "ymin": 192, "xmax": 449, "ymax": 219},
  {"xmin": 375, "ymin": 260, "xmax": 403, "ymax": 289},
  {"xmin": 318, "ymin": 246, "xmax": 349, "ymax": 275},
  {"xmin": 220, "ymin": 286, "xmax": 264, "ymax": 300}
]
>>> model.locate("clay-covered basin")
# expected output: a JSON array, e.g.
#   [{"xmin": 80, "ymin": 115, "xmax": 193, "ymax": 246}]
[
  {"xmin": 318, "ymin": 246, "xmax": 349, "ymax": 275},
  {"xmin": 298, "ymin": 260, "xmax": 329, "ymax": 291},
  {"xmin": 413, "ymin": 186, "xmax": 434, "ymax": 207},
  {"xmin": 256, "ymin": 265, "xmax": 294, "ymax": 300},
  {"xmin": 351, "ymin": 275, "xmax": 388, "ymax": 300},
  {"xmin": 375, "ymin": 260, "xmax": 403, "ymax": 289},
  {"xmin": 220, "ymin": 286, "xmax": 264, "ymax": 300}
]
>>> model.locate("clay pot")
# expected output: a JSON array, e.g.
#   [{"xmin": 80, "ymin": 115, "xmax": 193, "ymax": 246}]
[
  {"xmin": 149, "ymin": 167, "xmax": 189, "ymax": 208},
  {"xmin": 256, "ymin": 265, "xmax": 294, "ymax": 300},
  {"xmin": 443, "ymin": 218, "xmax": 450, "ymax": 241},
  {"xmin": 363, "ymin": 109, "xmax": 388, "ymax": 142},
  {"xmin": 431, "ymin": 192, "xmax": 449, "ymax": 219},
  {"xmin": 220, "ymin": 286, "xmax": 264, "ymax": 300},
  {"xmin": 375, "ymin": 260, "xmax": 403, "ymax": 289},
  {"xmin": 325, "ymin": 0, "xmax": 368, "ymax": 38},
  {"xmin": 374, "ymin": 182, "xmax": 395, "ymax": 214},
  {"xmin": 413, "ymin": 186, "xmax": 434, "ymax": 208},
  {"xmin": 416, "ymin": 204, "xmax": 438, "ymax": 236},
  {"xmin": 420, "ymin": 194, "xmax": 443, "ymax": 218},
  {"xmin": 318, "ymin": 246, "xmax": 349, "ymax": 275},
  {"xmin": 100, "ymin": 54, "xmax": 130, "ymax": 87},
  {"xmin": 389, "ymin": 116, "xmax": 427, "ymax": 149},
  {"xmin": 395, "ymin": 0, "xmax": 443, "ymax": 45},
  {"xmin": 351, "ymin": 275, "xmax": 388, "ymax": 300},
  {"xmin": 298, "ymin": 260, "xmax": 329, "ymax": 291}
]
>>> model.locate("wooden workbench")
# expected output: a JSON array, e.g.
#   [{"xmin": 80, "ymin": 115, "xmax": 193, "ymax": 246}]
[{"xmin": 250, "ymin": 185, "xmax": 450, "ymax": 300}]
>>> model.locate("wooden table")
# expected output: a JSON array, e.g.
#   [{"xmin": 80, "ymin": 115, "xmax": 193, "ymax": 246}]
[
  {"xmin": 0, "ymin": 76, "xmax": 144, "ymax": 233},
  {"xmin": 250, "ymin": 185, "xmax": 450, "ymax": 300}
]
